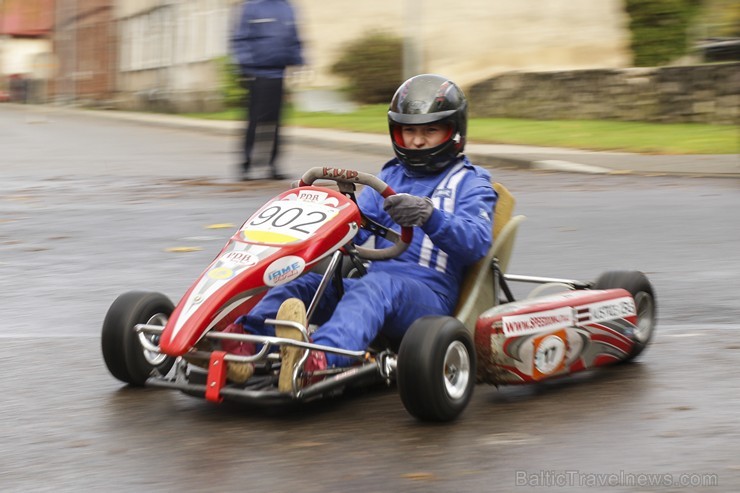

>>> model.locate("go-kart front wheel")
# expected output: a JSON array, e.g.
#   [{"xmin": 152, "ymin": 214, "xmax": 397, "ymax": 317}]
[
  {"xmin": 593, "ymin": 271, "xmax": 657, "ymax": 362},
  {"xmin": 397, "ymin": 316, "xmax": 476, "ymax": 422},
  {"xmin": 101, "ymin": 291, "xmax": 175, "ymax": 386}
]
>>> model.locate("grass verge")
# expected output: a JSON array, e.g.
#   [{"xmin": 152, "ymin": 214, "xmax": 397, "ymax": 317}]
[{"xmin": 184, "ymin": 105, "xmax": 739, "ymax": 155}]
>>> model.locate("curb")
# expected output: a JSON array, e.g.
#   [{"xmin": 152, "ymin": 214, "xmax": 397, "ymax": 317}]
[{"xmin": 8, "ymin": 104, "xmax": 739, "ymax": 178}]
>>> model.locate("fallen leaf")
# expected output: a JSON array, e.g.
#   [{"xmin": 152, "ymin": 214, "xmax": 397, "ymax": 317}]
[
  {"xmin": 402, "ymin": 472, "xmax": 437, "ymax": 481},
  {"xmin": 165, "ymin": 246, "xmax": 203, "ymax": 253}
]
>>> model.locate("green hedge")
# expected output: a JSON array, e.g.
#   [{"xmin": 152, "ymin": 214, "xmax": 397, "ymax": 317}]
[
  {"xmin": 330, "ymin": 31, "xmax": 403, "ymax": 104},
  {"xmin": 218, "ymin": 56, "xmax": 247, "ymax": 109},
  {"xmin": 625, "ymin": 0, "xmax": 704, "ymax": 66}
]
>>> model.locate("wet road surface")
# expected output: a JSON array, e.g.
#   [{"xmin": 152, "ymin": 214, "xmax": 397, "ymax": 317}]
[{"xmin": 1, "ymin": 107, "xmax": 739, "ymax": 492}]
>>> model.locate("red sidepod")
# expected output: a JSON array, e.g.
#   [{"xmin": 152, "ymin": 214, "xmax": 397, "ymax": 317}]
[{"xmin": 475, "ymin": 289, "xmax": 638, "ymax": 385}]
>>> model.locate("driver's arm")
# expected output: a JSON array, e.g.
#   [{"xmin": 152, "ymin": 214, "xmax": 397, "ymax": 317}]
[
  {"xmin": 421, "ymin": 179, "xmax": 496, "ymax": 263},
  {"xmin": 355, "ymin": 169, "xmax": 496, "ymax": 264}
]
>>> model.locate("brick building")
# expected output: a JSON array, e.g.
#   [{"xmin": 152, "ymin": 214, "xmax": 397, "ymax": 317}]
[{"xmin": 54, "ymin": 0, "xmax": 116, "ymax": 104}]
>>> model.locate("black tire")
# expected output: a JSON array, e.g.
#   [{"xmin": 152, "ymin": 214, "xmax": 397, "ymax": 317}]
[
  {"xmin": 397, "ymin": 316, "xmax": 476, "ymax": 422},
  {"xmin": 101, "ymin": 291, "xmax": 175, "ymax": 386},
  {"xmin": 593, "ymin": 271, "xmax": 657, "ymax": 361}
]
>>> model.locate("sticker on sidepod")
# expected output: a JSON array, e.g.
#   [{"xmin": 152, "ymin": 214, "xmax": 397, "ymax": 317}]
[
  {"xmin": 577, "ymin": 297, "xmax": 635, "ymax": 325},
  {"xmin": 208, "ymin": 267, "xmax": 235, "ymax": 280},
  {"xmin": 533, "ymin": 331, "xmax": 567, "ymax": 378},
  {"xmin": 502, "ymin": 306, "xmax": 574, "ymax": 338},
  {"xmin": 264, "ymin": 256, "xmax": 305, "ymax": 286}
]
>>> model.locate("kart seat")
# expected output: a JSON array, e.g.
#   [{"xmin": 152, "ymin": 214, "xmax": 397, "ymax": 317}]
[{"xmin": 454, "ymin": 182, "xmax": 526, "ymax": 332}]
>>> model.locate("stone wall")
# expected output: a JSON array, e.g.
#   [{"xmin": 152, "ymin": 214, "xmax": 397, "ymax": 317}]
[{"xmin": 468, "ymin": 63, "xmax": 740, "ymax": 124}]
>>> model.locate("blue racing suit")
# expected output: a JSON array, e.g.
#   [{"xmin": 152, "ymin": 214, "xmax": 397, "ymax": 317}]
[{"xmin": 237, "ymin": 157, "xmax": 497, "ymax": 366}]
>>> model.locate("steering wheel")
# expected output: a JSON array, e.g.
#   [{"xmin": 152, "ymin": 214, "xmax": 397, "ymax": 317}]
[{"xmin": 299, "ymin": 167, "xmax": 413, "ymax": 261}]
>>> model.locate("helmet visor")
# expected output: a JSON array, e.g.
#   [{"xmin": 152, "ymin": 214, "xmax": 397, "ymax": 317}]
[
  {"xmin": 388, "ymin": 109, "xmax": 457, "ymax": 126},
  {"xmin": 391, "ymin": 123, "xmax": 454, "ymax": 149}
]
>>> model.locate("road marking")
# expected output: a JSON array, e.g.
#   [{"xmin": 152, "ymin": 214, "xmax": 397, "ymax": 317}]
[
  {"xmin": 533, "ymin": 160, "xmax": 612, "ymax": 174},
  {"xmin": 181, "ymin": 235, "xmax": 222, "ymax": 241},
  {"xmin": 660, "ymin": 323, "xmax": 740, "ymax": 331},
  {"xmin": 0, "ymin": 334, "xmax": 99, "ymax": 338}
]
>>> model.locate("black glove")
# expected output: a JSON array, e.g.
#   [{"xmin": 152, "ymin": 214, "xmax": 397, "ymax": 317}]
[{"xmin": 382, "ymin": 193, "xmax": 434, "ymax": 227}]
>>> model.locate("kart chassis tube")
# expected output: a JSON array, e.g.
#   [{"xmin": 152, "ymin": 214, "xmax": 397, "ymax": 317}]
[
  {"xmin": 136, "ymin": 323, "xmax": 367, "ymax": 361},
  {"xmin": 489, "ymin": 258, "xmax": 592, "ymax": 305},
  {"xmin": 137, "ymin": 246, "xmax": 371, "ymax": 397},
  {"xmin": 504, "ymin": 273, "xmax": 591, "ymax": 289},
  {"xmin": 306, "ymin": 250, "xmax": 343, "ymax": 323},
  {"xmin": 136, "ymin": 249, "xmax": 366, "ymax": 364},
  {"xmin": 145, "ymin": 354, "xmax": 386, "ymax": 402}
]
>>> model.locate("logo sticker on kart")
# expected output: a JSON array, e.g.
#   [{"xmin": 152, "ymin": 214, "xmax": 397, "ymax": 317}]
[
  {"xmin": 533, "ymin": 332, "xmax": 567, "ymax": 378},
  {"xmin": 221, "ymin": 251, "xmax": 258, "ymax": 267},
  {"xmin": 264, "ymin": 256, "xmax": 305, "ymax": 286},
  {"xmin": 297, "ymin": 190, "xmax": 328, "ymax": 204},
  {"xmin": 242, "ymin": 199, "xmax": 338, "ymax": 245},
  {"xmin": 577, "ymin": 297, "xmax": 635, "ymax": 325},
  {"xmin": 502, "ymin": 306, "xmax": 573, "ymax": 338},
  {"xmin": 321, "ymin": 167, "xmax": 359, "ymax": 181}
]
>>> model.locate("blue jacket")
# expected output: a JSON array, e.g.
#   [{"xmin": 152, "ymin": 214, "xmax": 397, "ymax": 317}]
[
  {"xmin": 231, "ymin": 0, "xmax": 303, "ymax": 78},
  {"xmin": 356, "ymin": 157, "xmax": 497, "ymax": 307}
]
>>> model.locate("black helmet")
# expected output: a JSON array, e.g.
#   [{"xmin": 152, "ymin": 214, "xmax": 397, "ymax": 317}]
[{"xmin": 388, "ymin": 74, "xmax": 468, "ymax": 174}]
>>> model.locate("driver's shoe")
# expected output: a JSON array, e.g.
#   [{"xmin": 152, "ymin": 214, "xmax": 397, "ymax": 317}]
[
  {"xmin": 275, "ymin": 298, "xmax": 309, "ymax": 393},
  {"xmin": 220, "ymin": 323, "xmax": 256, "ymax": 384},
  {"xmin": 303, "ymin": 349, "xmax": 328, "ymax": 386},
  {"xmin": 186, "ymin": 323, "xmax": 255, "ymax": 384}
]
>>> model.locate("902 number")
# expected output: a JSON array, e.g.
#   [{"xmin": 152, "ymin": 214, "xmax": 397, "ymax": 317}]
[{"xmin": 248, "ymin": 205, "xmax": 328, "ymax": 234}]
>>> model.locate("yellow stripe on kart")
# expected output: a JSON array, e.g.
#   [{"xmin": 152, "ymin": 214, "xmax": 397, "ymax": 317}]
[{"xmin": 242, "ymin": 230, "xmax": 299, "ymax": 245}]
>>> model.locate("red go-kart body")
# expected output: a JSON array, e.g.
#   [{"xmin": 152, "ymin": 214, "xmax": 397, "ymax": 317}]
[
  {"xmin": 159, "ymin": 185, "xmax": 361, "ymax": 357},
  {"xmin": 101, "ymin": 167, "xmax": 656, "ymax": 423}
]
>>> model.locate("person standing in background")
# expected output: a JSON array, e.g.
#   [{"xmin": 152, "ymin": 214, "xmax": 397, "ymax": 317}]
[{"xmin": 231, "ymin": 0, "xmax": 304, "ymax": 181}]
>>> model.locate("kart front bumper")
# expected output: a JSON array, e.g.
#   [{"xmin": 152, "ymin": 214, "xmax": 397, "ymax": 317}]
[{"xmin": 146, "ymin": 356, "xmax": 389, "ymax": 405}]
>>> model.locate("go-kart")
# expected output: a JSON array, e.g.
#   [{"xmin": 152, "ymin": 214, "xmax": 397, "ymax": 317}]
[{"xmin": 102, "ymin": 167, "xmax": 657, "ymax": 422}]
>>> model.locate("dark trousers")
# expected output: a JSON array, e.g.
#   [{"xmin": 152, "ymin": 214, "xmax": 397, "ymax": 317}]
[{"xmin": 242, "ymin": 76, "xmax": 285, "ymax": 175}]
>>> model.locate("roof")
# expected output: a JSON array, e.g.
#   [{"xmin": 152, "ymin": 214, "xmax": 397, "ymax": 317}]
[{"xmin": 0, "ymin": 0, "xmax": 55, "ymax": 37}]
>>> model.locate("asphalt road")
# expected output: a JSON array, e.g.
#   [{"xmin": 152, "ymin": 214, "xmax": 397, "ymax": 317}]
[{"xmin": 1, "ymin": 106, "xmax": 739, "ymax": 492}]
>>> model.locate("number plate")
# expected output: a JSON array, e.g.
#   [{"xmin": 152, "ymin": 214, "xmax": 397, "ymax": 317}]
[{"xmin": 242, "ymin": 199, "xmax": 338, "ymax": 244}]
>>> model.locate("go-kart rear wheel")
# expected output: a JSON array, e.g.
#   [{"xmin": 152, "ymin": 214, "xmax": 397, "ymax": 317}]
[
  {"xmin": 101, "ymin": 291, "xmax": 175, "ymax": 386},
  {"xmin": 397, "ymin": 316, "xmax": 476, "ymax": 422},
  {"xmin": 593, "ymin": 271, "xmax": 657, "ymax": 361}
]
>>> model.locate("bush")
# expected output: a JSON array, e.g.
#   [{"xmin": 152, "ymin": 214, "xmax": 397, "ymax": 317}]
[
  {"xmin": 699, "ymin": 0, "xmax": 740, "ymax": 37},
  {"xmin": 218, "ymin": 56, "xmax": 248, "ymax": 109},
  {"xmin": 625, "ymin": 0, "xmax": 704, "ymax": 66},
  {"xmin": 331, "ymin": 31, "xmax": 403, "ymax": 104}
]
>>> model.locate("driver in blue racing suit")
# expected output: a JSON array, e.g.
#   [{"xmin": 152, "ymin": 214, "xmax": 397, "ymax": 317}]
[{"xmin": 222, "ymin": 74, "xmax": 498, "ymax": 390}]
